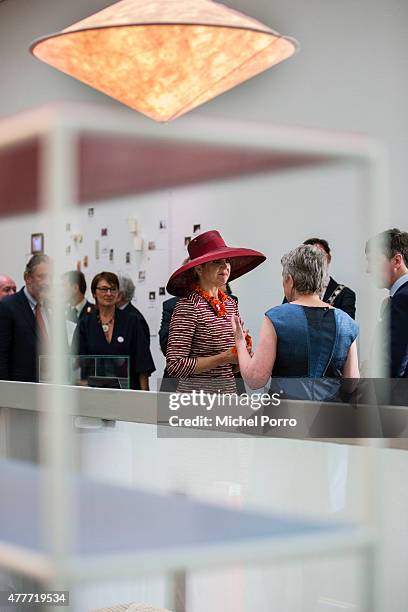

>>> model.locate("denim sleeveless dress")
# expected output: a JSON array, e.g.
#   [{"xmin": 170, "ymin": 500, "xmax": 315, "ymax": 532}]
[{"xmin": 265, "ymin": 304, "xmax": 359, "ymax": 401}]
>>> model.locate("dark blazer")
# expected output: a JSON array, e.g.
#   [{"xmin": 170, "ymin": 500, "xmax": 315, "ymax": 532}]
[
  {"xmin": 0, "ymin": 288, "xmax": 40, "ymax": 382},
  {"xmin": 66, "ymin": 300, "xmax": 95, "ymax": 323},
  {"xmin": 74, "ymin": 307, "xmax": 155, "ymax": 390},
  {"xmin": 283, "ymin": 276, "xmax": 356, "ymax": 320},
  {"xmin": 390, "ymin": 280, "xmax": 408, "ymax": 377},
  {"xmin": 159, "ymin": 297, "xmax": 178, "ymax": 356},
  {"xmin": 323, "ymin": 277, "xmax": 356, "ymax": 320},
  {"xmin": 158, "ymin": 297, "xmax": 178, "ymax": 392},
  {"xmin": 121, "ymin": 302, "xmax": 150, "ymax": 344},
  {"xmin": 78, "ymin": 300, "xmax": 95, "ymax": 321}
]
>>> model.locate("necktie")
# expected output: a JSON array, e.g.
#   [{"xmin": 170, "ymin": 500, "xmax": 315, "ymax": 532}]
[
  {"xmin": 35, "ymin": 303, "xmax": 48, "ymax": 340},
  {"xmin": 70, "ymin": 306, "xmax": 78, "ymax": 323}
]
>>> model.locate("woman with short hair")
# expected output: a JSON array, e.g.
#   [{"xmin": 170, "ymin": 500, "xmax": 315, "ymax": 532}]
[
  {"xmin": 74, "ymin": 271, "xmax": 155, "ymax": 390},
  {"xmin": 232, "ymin": 245, "xmax": 359, "ymax": 400}
]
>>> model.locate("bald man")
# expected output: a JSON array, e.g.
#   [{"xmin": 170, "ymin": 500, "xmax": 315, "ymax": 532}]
[{"xmin": 0, "ymin": 275, "xmax": 16, "ymax": 300}]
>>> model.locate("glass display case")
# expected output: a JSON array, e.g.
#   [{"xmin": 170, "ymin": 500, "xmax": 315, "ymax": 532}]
[{"xmin": 39, "ymin": 355, "xmax": 130, "ymax": 389}]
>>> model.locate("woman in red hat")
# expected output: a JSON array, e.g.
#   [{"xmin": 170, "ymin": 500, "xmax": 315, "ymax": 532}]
[{"xmin": 165, "ymin": 230, "xmax": 265, "ymax": 393}]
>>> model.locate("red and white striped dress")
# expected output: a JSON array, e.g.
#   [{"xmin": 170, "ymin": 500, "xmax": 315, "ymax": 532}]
[{"xmin": 166, "ymin": 291, "xmax": 240, "ymax": 393}]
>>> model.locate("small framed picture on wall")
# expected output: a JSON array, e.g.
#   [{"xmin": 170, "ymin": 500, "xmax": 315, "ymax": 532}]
[{"xmin": 31, "ymin": 233, "xmax": 44, "ymax": 254}]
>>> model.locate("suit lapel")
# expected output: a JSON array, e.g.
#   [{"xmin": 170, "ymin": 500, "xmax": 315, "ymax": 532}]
[
  {"xmin": 15, "ymin": 288, "xmax": 37, "ymax": 336},
  {"xmin": 78, "ymin": 301, "xmax": 94, "ymax": 321},
  {"xmin": 393, "ymin": 280, "xmax": 408, "ymax": 297}
]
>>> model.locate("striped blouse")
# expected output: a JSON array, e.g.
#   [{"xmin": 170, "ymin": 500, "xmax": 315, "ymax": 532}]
[{"xmin": 166, "ymin": 291, "xmax": 240, "ymax": 393}]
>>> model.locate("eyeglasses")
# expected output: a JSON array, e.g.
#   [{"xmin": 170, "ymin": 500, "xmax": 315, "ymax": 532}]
[{"xmin": 96, "ymin": 286, "xmax": 118, "ymax": 294}]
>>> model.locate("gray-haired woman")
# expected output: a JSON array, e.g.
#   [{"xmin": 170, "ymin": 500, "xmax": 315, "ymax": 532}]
[
  {"xmin": 232, "ymin": 245, "xmax": 359, "ymax": 400},
  {"xmin": 116, "ymin": 274, "xmax": 150, "ymax": 342}
]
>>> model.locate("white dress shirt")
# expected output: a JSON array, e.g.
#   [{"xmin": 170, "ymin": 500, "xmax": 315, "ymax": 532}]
[{"xmin": 389, "ymin": 273, "xmax": 408, "ymax": 297}]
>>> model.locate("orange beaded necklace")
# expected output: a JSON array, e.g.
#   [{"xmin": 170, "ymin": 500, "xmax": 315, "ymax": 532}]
[
  {"xmin": 193, "ymin": 285, "xmax": 253, "ymax": 354},
  {"xmin": 193, "ymin": 285, "xmax": 229, "ymax": 317}
]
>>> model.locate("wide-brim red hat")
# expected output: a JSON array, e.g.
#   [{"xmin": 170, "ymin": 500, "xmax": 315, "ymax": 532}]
[{"xmin": 166, "ymin": 230, "xmax": 266, "ymax": 297}]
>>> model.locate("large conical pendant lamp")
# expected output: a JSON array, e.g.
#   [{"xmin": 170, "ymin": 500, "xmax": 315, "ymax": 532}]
[{"xmin": 30, "ymin": 0, "xmax": 298, "ymax": 122}]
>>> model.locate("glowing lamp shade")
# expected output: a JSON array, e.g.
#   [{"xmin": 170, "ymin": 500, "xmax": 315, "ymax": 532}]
[{"xmin": 30, "ymin": 0, "xmax": 298, "ymax": 122}]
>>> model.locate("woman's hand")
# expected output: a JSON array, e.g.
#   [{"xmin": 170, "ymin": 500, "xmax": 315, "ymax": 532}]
[
  {"xmin": 220, "ymin": 347, "xmax": 239, "ymax": 365},
  {"xmin": 231, "ymin": 315, "xmax": 245, "ymax": 344},
  {"xmin": 232, "ymin": 315, "xmax": 252, "ymax": 355}
]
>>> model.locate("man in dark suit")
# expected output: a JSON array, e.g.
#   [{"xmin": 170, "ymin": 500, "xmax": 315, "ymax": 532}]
[
  {"xmin": 282, "ymin": 238, "xmax": 356, "ymax": 318},
  {"xmin": 303, "ymin": 238, "xmax": 356, "ymax": 318},
  {"xmin": 159, "ymin": 296, "xmax": 178, "ymax": 357},
  {"xmin": 366, "ymin": 228, "xmax": 408, "ymax": 377},
  {"xmin": 117, "ymin": 274, "xmax": 150, "ymax": 343},
  {"xmin": 62, "ymin": 270, "xmax": 94, "ymax": 323},
  {"xmin": 0, "ymin": 274, "xmax": 16, "ymax": 300},
  {"xmin": 0, "ymin": 254, "xmax": 51, "ymax": 382},
  {"xmin": 158, "ymin": 296, "xmax": 178, "ymax": 392}
]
